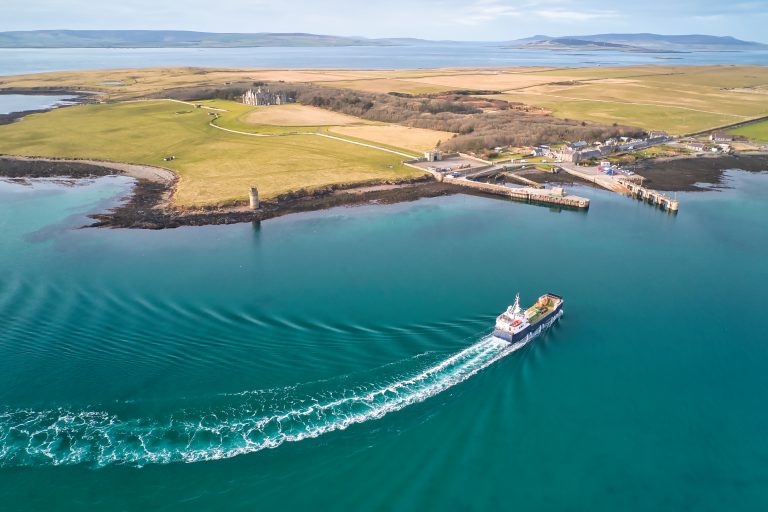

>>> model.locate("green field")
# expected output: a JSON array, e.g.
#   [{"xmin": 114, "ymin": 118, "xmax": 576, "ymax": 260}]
[
  {"xmin": 199, "ymin": 100, "xmax": 325, "ymax": 135},
  {"xmin": 730, "ymin": 120, "xmax": 768, "ymax": 142},
  {"xmin": 486, "ymin": 66, "xmax": 768, "ymax": 135},
  {"xmin": 0, "ymin": 101, "xmax": 422, "ymax": 207},
  {"xmin": 495, "ymin": 92, "xmax": 743, "ymax": 135}
]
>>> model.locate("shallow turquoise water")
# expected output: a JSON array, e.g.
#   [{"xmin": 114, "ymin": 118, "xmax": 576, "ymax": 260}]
[{"xmin": 1, "ymin": 173, "xmax": 768, "ymax": 510}]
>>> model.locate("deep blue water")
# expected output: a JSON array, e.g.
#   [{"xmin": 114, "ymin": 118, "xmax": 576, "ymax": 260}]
[
  {"xmin": 1, "ymin": 172, "xmax": 767, "ymax": 510},
  {"xmin": 1, "ymin": 45, "xmax": 767, "ymax": 76}
]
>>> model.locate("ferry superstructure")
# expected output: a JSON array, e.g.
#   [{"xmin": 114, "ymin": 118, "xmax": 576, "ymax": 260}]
[{"xmin": 493, "ymin": 293, "xmax": 563, "ymax": 343}]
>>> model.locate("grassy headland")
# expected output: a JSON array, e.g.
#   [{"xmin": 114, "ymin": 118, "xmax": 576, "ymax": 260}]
[{"xmin": 0, "ymin": 101, "xmax": 422, "ymax": 207}]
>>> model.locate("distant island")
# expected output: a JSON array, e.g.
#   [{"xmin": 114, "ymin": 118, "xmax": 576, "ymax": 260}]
[
  {"xmin": 506, "ymin": 33, "xmax": 767, "ymax": 52},
  {"xmin": 0, "ymin": 30, "xmax": 765, "ymax": 50},
  {"xmin": 513, "ymin": 38, "xmax": 660, "ymax": 53},
  {"xmin": 0, "ymin": 30, "xmax": 408, "ymax": 48}
]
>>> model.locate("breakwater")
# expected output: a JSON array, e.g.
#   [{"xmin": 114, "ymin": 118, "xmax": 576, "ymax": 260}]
[{"xmin": 441, "ymin": 174, "xmax": 590, "ymax": 208}]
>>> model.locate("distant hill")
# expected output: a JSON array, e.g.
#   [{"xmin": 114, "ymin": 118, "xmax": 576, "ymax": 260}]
[
  {"xmin": 518, "ymin": 38, "xmax": 652, "ymax": 52},
  {"xmin": 0, "ymin": 30, "xmax": 407, "ymax": 48},
  {"xmin": 507, "ymin": 33, "xmax": 767, "ymax": 51}
]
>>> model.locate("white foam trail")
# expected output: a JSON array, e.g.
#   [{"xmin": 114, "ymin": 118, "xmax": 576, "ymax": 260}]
[{"xmin": 0, "ymin": 333, "xmax": 539, "ymax": 468}]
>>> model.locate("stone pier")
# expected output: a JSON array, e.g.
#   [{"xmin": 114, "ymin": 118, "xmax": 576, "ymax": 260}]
[
  {"xmin": 442, "ymin": 176, "xmax": 589, "ymax": 208},
  {"xmin": 617, "ymin": 178, "xmax": 679, "ymax": 211}
]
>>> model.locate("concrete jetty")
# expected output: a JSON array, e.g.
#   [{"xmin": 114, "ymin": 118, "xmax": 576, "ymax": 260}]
[
  {"xmin": 442, "ymin": 175, "xmax": 589, "ymax": 208},
  {"xmin": 405, "ymin": 156, "xmax": 588, "ymax": 209},
  {"xmin": 499, "ymin": 170, "xmax": 545, "ymax": 189},
  {"xmin": 556, "ymin": 163, "xmax": 628, "ymax": 193},
  {"xmin": 557, "ymin": 163, "xmax": 680, "ymax": 211},
  {"xmin": 617, "ymin": 178, "xmax": 679, "ymax": 211}
]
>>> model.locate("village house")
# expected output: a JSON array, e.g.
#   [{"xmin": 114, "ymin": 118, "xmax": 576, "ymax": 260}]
[
  {"xmin": 709, "ymin": 131, "xmax": 734, "ymax": 142},
  {"xmin": 568, "ymin": 141, "xmax": 588, "ymax": 150},
  {"xmin": 551, "ymin": 147, "xmax": 577, "ymax": 162},
  {"xmin": 578, "ymin": 149, "xmax": 602, "ymax": 161}
]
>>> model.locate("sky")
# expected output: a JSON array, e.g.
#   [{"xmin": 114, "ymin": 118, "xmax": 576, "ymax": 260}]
[{"xmin": 2, "ymin": 0, "xmax": 767, "ymax": 42}]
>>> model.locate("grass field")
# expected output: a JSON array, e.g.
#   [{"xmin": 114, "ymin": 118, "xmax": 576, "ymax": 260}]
[
  {"xmin": 493, "ymin": 92, "xmax": 741, "ymax": 134},
  {"xmin": 489, "ymin": 66, "xmax": 768, "ymax": 134},
  {"xmin": 194, "ymin": 100, "xmax": 325, "ymax": 135},
  {"xmin": 0, "ymin": 101, "xmax": 423, "ymax": 206},
  {"xmin": 404, "ymin": 72, "xmax": 580, "ymax": 91},
  {"xmin": 730, "ymin": 120, "xmax": 768, "ymax": 142},
  {"xmin": 321, "ymin": 79, "xmax": 453, "ymax": 95},
  {"xmin": 198, "ymin": 99, "xmax": 442, "ymax": 153},
  {"xmin": 243, "ymin": 104, "xmax": 371, "ymax": 126},
  {"xmin": 328, "ymin": 125, "xmax": 453, "ymax": 152}
]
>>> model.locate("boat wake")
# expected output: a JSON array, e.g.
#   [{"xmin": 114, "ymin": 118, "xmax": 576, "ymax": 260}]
[{"xmin": 0, "ymin": 334, "xmax": 533, "ymax": 468}]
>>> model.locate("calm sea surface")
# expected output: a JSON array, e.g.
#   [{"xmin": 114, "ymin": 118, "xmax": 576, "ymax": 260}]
[
  {"xmin": 1, "ymin": 45, "xmax": 767, "ymax": 75},
  {"xmin": 0, "ymin": 94, "xmax": 78, "ymax": 115},
  {"xmin": 1, "ymin": 171, "xmax": 767, "ymax": 510}
]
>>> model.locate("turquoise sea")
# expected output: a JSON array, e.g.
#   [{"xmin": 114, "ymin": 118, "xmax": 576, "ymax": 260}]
[{"xmin": 1, "ymin": 171, "xmax": 767, "ymax": 510}]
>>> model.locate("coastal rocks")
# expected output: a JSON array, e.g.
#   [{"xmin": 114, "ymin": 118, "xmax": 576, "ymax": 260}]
[
  {"xmin": 630, "ymin": 153, "xmax": 768, "ymax": 191},
  {"xmin": 0, "ymin": 157, "xmax": 116, "ymax": 178},
  {"xmin": 0, "ymin": 157, "xmax": 462, "ymax": 229}
]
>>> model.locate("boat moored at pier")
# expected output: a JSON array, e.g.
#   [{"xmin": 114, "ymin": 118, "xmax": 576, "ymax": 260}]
[{"xmin": 493, "ymin": 293, "xmax": 563, "ymax": 343}]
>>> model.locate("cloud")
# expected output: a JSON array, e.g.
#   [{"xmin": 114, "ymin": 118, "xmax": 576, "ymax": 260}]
[
  {"xmin": 535, "ymin": 9, "xmax": 620, "ymax": 22},
  {"xmin": 692, "ymin": 14, "xmax": 724, "ymax": 21},
  {"xmin": 455, "ymin": 0, "xmax": 521, "ymax": 25}
]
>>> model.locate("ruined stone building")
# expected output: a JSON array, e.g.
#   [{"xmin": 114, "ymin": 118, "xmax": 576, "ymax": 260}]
[{"xmin": 242, "ymin": 87, "xmax": 291, "ymax": 106}]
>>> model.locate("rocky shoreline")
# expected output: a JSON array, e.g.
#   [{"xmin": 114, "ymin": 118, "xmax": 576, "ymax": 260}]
[
  {"xmin": 0, "ymin": 156, "xmax": 468, "ymax": 229},
  {"xmin": 628, "ymin": 152, "xmax": 768, "ymax": 191}
]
